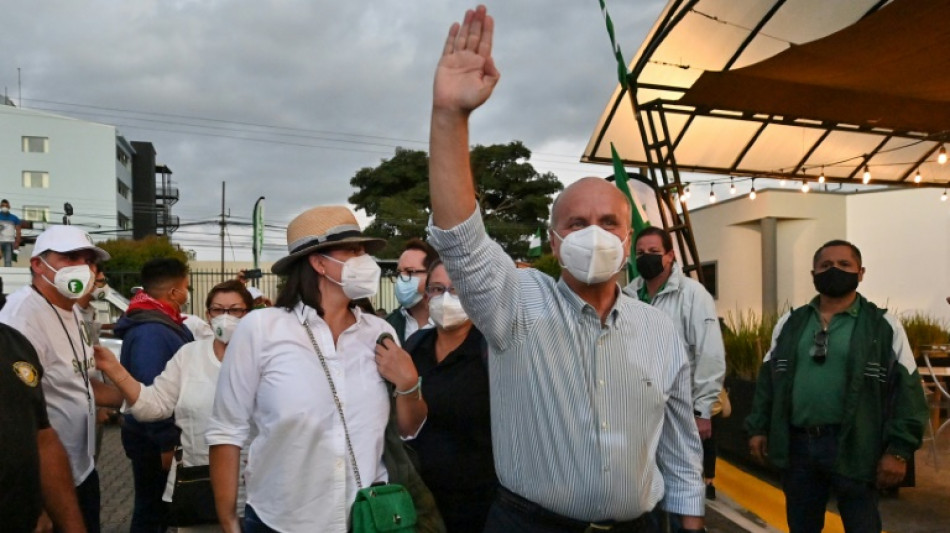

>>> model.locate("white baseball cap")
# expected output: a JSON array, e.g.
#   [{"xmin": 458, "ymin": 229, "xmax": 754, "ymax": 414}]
[
  {"xmin": 247, "ymin": 286, "xmax": 263, "ymax": 300},
  {"xmin": 32, "ymin": 225, "xmax": 110, "ymax": 261}
]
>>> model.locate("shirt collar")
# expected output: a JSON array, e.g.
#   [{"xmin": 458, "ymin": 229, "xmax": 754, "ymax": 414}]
[
  {"xmin": 556, "ymin": 277, "xmax": 622, "ymax": 326},
  {"xmin": 807, "ymin": 293, "xmax": 864, "ymax": 318}
]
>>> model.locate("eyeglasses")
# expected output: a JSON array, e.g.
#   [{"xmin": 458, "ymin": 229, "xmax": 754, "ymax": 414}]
[
  {"xmin": 207, "ymin": 307, "xmax": 249, "ymax": 318},
  {"xmin": 425, "ymin": 285, "xmax": 458, "ymax": 297},
  {"xmin": 811, "ymin": 329, "xmax": 828, "ymax": 364},
  {"xmin": 395, "ymin": 269, "xmax": 427, "ymax": 282}
]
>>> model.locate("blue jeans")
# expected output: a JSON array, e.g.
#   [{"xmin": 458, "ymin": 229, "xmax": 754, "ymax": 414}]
[
  {"xmin": 0, "ymin": 242, "xmax": 13, "ymax": 267},
  {"xmin": 783, "ymin": 430, "xmax": 881, "ymax": 533},
  {"xmin": 245, "ymin": 505, "xmax": 280, "ymax": 533},
  {"xmin": 121, "ymin": 428, "xmax": 169, "ymax": 533}
]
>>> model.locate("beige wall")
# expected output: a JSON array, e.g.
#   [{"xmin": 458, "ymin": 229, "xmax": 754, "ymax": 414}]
[{"xmin": 846, "ymin": 188, "xmax": 950, "ymax": 322}]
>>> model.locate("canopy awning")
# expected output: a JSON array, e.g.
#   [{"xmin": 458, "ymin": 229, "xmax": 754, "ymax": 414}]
[{"xmin": 584, "ymin": 0, "xmax": 950, "ymax": 187}]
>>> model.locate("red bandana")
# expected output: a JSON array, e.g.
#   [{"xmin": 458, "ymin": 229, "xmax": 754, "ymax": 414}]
[{"xmin": 127, "ymin": 291, "xmax": 185, "ymax": 325}]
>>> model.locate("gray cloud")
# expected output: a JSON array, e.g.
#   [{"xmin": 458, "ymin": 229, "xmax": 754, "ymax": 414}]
[{"xmin": 1, "ymin": 0, "xmax": 660, "ymax": 258}]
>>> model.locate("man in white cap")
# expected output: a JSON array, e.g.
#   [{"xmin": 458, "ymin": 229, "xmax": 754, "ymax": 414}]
[{"xmin": 0, "ymin": 224, "xmax": 122, "ymax": 533}]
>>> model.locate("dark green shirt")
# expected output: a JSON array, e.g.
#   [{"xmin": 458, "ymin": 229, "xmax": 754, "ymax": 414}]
[
  {"xmin": 790, "ymin": 296, "xmax": 860, "ymax": 426},
  {"xmin": 637, "ymin": 281, "xmax": 666, "ymax": 304}
]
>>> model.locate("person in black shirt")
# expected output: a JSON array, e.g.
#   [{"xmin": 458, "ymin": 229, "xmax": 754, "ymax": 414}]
[
  {"xmin": 0, "ymin": 323, "xmax": 85, "ymax": 532},
  {"xmin": 403, "ymin": 259, "xmax": 497, "ymax": 533}
]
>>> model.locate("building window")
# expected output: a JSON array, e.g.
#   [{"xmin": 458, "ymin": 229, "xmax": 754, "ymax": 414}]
[
  {"xmin": 22, "ymin": 171, "xmax": 50, "ymax": 188},
  {"xmin": 116, "ymin": 178, "xmax": 131, "ymax": 199},
  {"xmin": 22, "ymin": 136, "xmax": 49, "ymax": 153},
  {"xmin": 22, "ymin": 205, "xmax": 50, "ymax": 223},
  {"xmin": 700, "ymin": 261, "xmax": 718, "ymax": 299},
  {"xmin": 116, "ymin": 148, "xmax": 130, "ymax": 168},
  {"xmin": 117, "ymin": 213, "xmax": 132, "ymax": 230}
]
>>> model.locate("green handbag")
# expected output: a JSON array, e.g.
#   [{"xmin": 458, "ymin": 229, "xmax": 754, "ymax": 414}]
[
  {"xmin": 303, "ymin": 321, "xmax": 418, "ymax": 533},
  {"xmin": 351, "ymin": 483, "xmax": 417, "ymax": 533}
]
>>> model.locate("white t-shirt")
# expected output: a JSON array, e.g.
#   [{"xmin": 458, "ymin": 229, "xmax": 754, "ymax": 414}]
[
  {"xmin": 126, "ymin": 338, "xmax": 247, "ymax": 514},
  {"xmin": 0, "ymin": 286, "xmax": 96, "ymax": 485},
  {"xmin": 207, "ymin": 303, "xmax": 394, "ymax": 532}
]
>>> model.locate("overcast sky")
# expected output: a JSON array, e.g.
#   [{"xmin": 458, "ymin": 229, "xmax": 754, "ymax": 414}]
[{"xmin": 1, "ymin": 1, "xmax": 664, "ymax": 261}]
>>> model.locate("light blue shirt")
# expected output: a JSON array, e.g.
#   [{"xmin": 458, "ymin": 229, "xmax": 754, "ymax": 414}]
[{"xmin": 428, "ymin": 209, "xmax": 705, "ymax": 520}]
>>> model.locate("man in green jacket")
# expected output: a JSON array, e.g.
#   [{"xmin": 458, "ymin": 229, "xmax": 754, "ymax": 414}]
[{"xmin": 746, "ymin": 239, "xmax": 926, "ymax": 533}]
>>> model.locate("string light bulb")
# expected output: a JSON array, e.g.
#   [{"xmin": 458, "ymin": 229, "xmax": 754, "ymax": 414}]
[
  {"xmin": 683, "ymin": 186, "xmax": 691, "ymax": 200},
  {"xmin": 709, "ymin": 185, "xmax": 717, "ymax": 204},
  {"xmin": 939, "ymin": 145, "xmax": 948, "ymax": 165},
  {"xmin": 862, "ymin": 165, "xmax": 871, "ymax": 184},
  {"xmin": 818, "ymin": 169, "xmax": 825, "ymax": 184},
  {"xmin": 779, "ymin": 178, "xmax": 786, "ymax": 187},
  {"xmin": 749, "ymin": 179, "xmax": 757, "ymax": 200},
  {"xmin": 801, "ymin": 181, "xmax": 810, "ymax": 193},
  {"xmin": 729, "ymin": 177, "xmax": 737, "ymax": 195},
  {"xmin": 915, "ymin": 169, "xmax": 922, "ymax": 184},
  {"xmin": 942, "ymin": 189, "xmax": 948, "ymax": 202}
]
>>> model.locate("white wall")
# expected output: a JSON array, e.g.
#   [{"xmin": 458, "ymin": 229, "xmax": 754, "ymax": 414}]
[
  {"xmin": 0, "ymin": 106, "xmax": 121, "ymax": 236},
  {"xmin": 846, "ymin": 188, "xmax": 950, "ymax": 323}
]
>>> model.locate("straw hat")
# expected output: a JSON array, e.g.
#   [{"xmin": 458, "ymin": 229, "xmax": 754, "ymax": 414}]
[{"xmin": 271, "ymin": 206, "xmax": 385, "ymax": 275}]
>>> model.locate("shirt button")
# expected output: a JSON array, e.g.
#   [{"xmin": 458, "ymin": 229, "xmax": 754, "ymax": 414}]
[
  {"xmin": 598, "ymin": 379, "xmax": 605, "ymax": 387},
  {"xmin": 601, "ymin": 421, "xmax": 608, "ymax": 430}
]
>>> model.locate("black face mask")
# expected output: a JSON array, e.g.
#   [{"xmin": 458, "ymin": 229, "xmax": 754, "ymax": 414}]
[
  {"xmin": 636, "ymin": 253, "xmax": 666, "ymax": 280},
  {"xmin": 813, "ymin": 266, "xmax": 859, "ymax": 298}
]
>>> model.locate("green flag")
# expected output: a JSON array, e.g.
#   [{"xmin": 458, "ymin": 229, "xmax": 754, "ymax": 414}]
[
  {"xmin": 527, "ymin": 227, "xmax": 543, "ymax": 258},
  {"xmin": 598, "ymin": 0, "xmax": 629, "ymax": 90},
  {"xmin": 611, "ymin": 143, "xmax": 650, "ymax": 278}
]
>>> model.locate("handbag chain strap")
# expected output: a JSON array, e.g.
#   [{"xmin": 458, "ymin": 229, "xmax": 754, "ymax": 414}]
[{"xmin": 302, "ymin": 319, "xmax": 364, "ymax": 490}]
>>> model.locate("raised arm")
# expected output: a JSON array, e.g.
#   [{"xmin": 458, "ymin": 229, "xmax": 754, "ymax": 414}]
[{"xmin": 430, "ymin": 5, "xmax": 500, "ymax": 229}]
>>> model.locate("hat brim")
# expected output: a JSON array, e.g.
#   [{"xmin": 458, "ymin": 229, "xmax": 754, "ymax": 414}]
[
  {"xmin": 35, "ymin": 244, "xmax": 111, "ymax": 262},
  {"xmin": 271, "ymin": 236, "xmax": 385, "ymax": 275}
]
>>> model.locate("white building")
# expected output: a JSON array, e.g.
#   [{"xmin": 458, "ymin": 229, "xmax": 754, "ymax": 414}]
[
  {"xmin": 689, "ymin": 187, "xmax": 950, "ymax": 323},
  {"xmin": 0, "ymin": 102, "xmax": 180, "ymax": 266},
  {"xmin": 0, "ymin": 104, "xmax": 134, "ymax": 243}
]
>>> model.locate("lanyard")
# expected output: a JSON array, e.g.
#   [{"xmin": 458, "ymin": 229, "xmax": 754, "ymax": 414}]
[{"xmin": 32, "ymin": 285, "xmax": 92, "ymax": 401}]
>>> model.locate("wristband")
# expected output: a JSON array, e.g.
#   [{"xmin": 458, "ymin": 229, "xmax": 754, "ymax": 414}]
[{"xmin": 393, "ymin": 376, "xmax": 422, "ymax": 400}]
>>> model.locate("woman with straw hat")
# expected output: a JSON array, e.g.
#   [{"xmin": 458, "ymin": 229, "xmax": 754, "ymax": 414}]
[{"xmin": 206, "ymin": 205, "xmax": 442, "ymax": 533}]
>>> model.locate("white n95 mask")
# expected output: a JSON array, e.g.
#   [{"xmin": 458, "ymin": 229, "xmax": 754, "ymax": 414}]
[
  {"xmin": 211, "ymin": 314, "xmax": 241, "ymax": 344},
  {"xmin": 429, "ymin": 293, "xmax": 469, "ymax": 329},
  {"xmin": 321, "ymin": 254, "xmax": 381, "ymax": 300},
  {"xmin": 553, "ymin": 225, "xmax": 627, "ymax": 285},
  {"xmin": 40, "ymin": 257, "xmax": 93, "ymax": 300}
]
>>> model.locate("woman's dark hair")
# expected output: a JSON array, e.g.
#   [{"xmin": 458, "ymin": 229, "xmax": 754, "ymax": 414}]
[
  {"xmin": 275, "ymin": 256, "xmax": 325, "ymax": 315},
  {"xmin": 424, "ymin": 259, "xmax": 445, "ymax": 291},
  {"xmin": 205, "ymin": 280, "xmax": 253, "ymax": 311}
]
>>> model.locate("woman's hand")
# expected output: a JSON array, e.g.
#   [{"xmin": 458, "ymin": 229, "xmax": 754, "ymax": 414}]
[
  {"xmin": 93, "ymin": 345, "xmax": 120, "ymax": 375},
  {"xmin": 374, "ymin": 337, "xmax": 419, "ymax": 392}
]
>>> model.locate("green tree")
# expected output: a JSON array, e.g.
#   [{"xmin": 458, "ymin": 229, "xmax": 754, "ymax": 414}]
[
  {"xmin": 349, "ymin": 142, "xmax": 562, "ymax": 259},
  {"xmin": 98, "ymin": 236, "xmax": 189, "ymax": 297}
]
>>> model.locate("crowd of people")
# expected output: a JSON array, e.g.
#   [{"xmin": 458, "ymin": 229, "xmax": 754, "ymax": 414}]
[{"xmin": 0, "ymin": 5, "xmax": 930, "ymax": 533}]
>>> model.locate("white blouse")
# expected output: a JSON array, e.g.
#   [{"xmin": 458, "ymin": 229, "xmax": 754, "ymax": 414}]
[
  {"xmin": 206, "ymin": 303, "xmax": 396, "ymax": 533},
  {"xmin": 126, "ymin": 338, "xmax": 247, "ymax": 511}
]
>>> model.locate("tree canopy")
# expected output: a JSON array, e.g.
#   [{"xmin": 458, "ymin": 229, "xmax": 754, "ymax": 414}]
[
  {"xmin": 349, "ymin": 142, "xmax": 563, "ymax": 259},
  {"xmin": 98, "ymin": 235, "xmax": 189, "ymax": 297}
]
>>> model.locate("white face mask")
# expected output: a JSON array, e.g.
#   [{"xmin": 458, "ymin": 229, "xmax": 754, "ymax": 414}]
[
  {"xmin": 91, "ymin": 285, "xmax": 111, "ymax": 301},
  {"xmin": 0, "ymin": 207, "xmax": 9, "ymax": 214},
  {"xmin": 39, "ymin": 256, "xmax": 93, "ymax": 300},
  {"xmin": 210, "ymin": 314, "xmax": 241, "ymax": 344},
  {"xmin": 321, "ymin": 253, "xmax": 381, "ymax": 300},
  {"xmin": 553, "ymin": 225, "xmax": 628, "ymax": 285},
  {"xmin": 429, "ymin": 293, "xmax": 470, "ymax": 329}
]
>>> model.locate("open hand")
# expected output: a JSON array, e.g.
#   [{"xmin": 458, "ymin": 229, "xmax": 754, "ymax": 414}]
[{"xmin": 433, "ymin": 5, "xmax": 500, "ymax": 114}]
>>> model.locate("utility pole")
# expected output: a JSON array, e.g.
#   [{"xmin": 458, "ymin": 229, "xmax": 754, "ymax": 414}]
[
  {"xmin": 17, "ymin": 67, "xmax": 21, "ymax": 108},
  {"xmin": 220, "ymin": 181, "xmax": 226, "ymax": 282}
]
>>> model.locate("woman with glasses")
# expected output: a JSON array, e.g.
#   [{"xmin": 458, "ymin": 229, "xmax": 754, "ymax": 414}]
[
  {"xmin": 93, "ymin": 280, "xmax": 254, "ymax": 531},
  {"xmin": 396, "ymin": 259, "xmax": 497, "ymax": 533}
]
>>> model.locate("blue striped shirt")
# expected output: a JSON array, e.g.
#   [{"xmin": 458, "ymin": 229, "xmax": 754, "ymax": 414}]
[{"xmin": 428, "ymin": 209, "xmax": 705, "ymax": 520}]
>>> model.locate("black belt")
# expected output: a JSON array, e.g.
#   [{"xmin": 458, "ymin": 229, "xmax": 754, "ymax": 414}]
[
  {"xmin": 497, "ymin": 486, "xmax": 651, "ymax": 533},
  {"xmin": 790, "ymin": 424, "xmax": 840, "ymax": 437}
]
